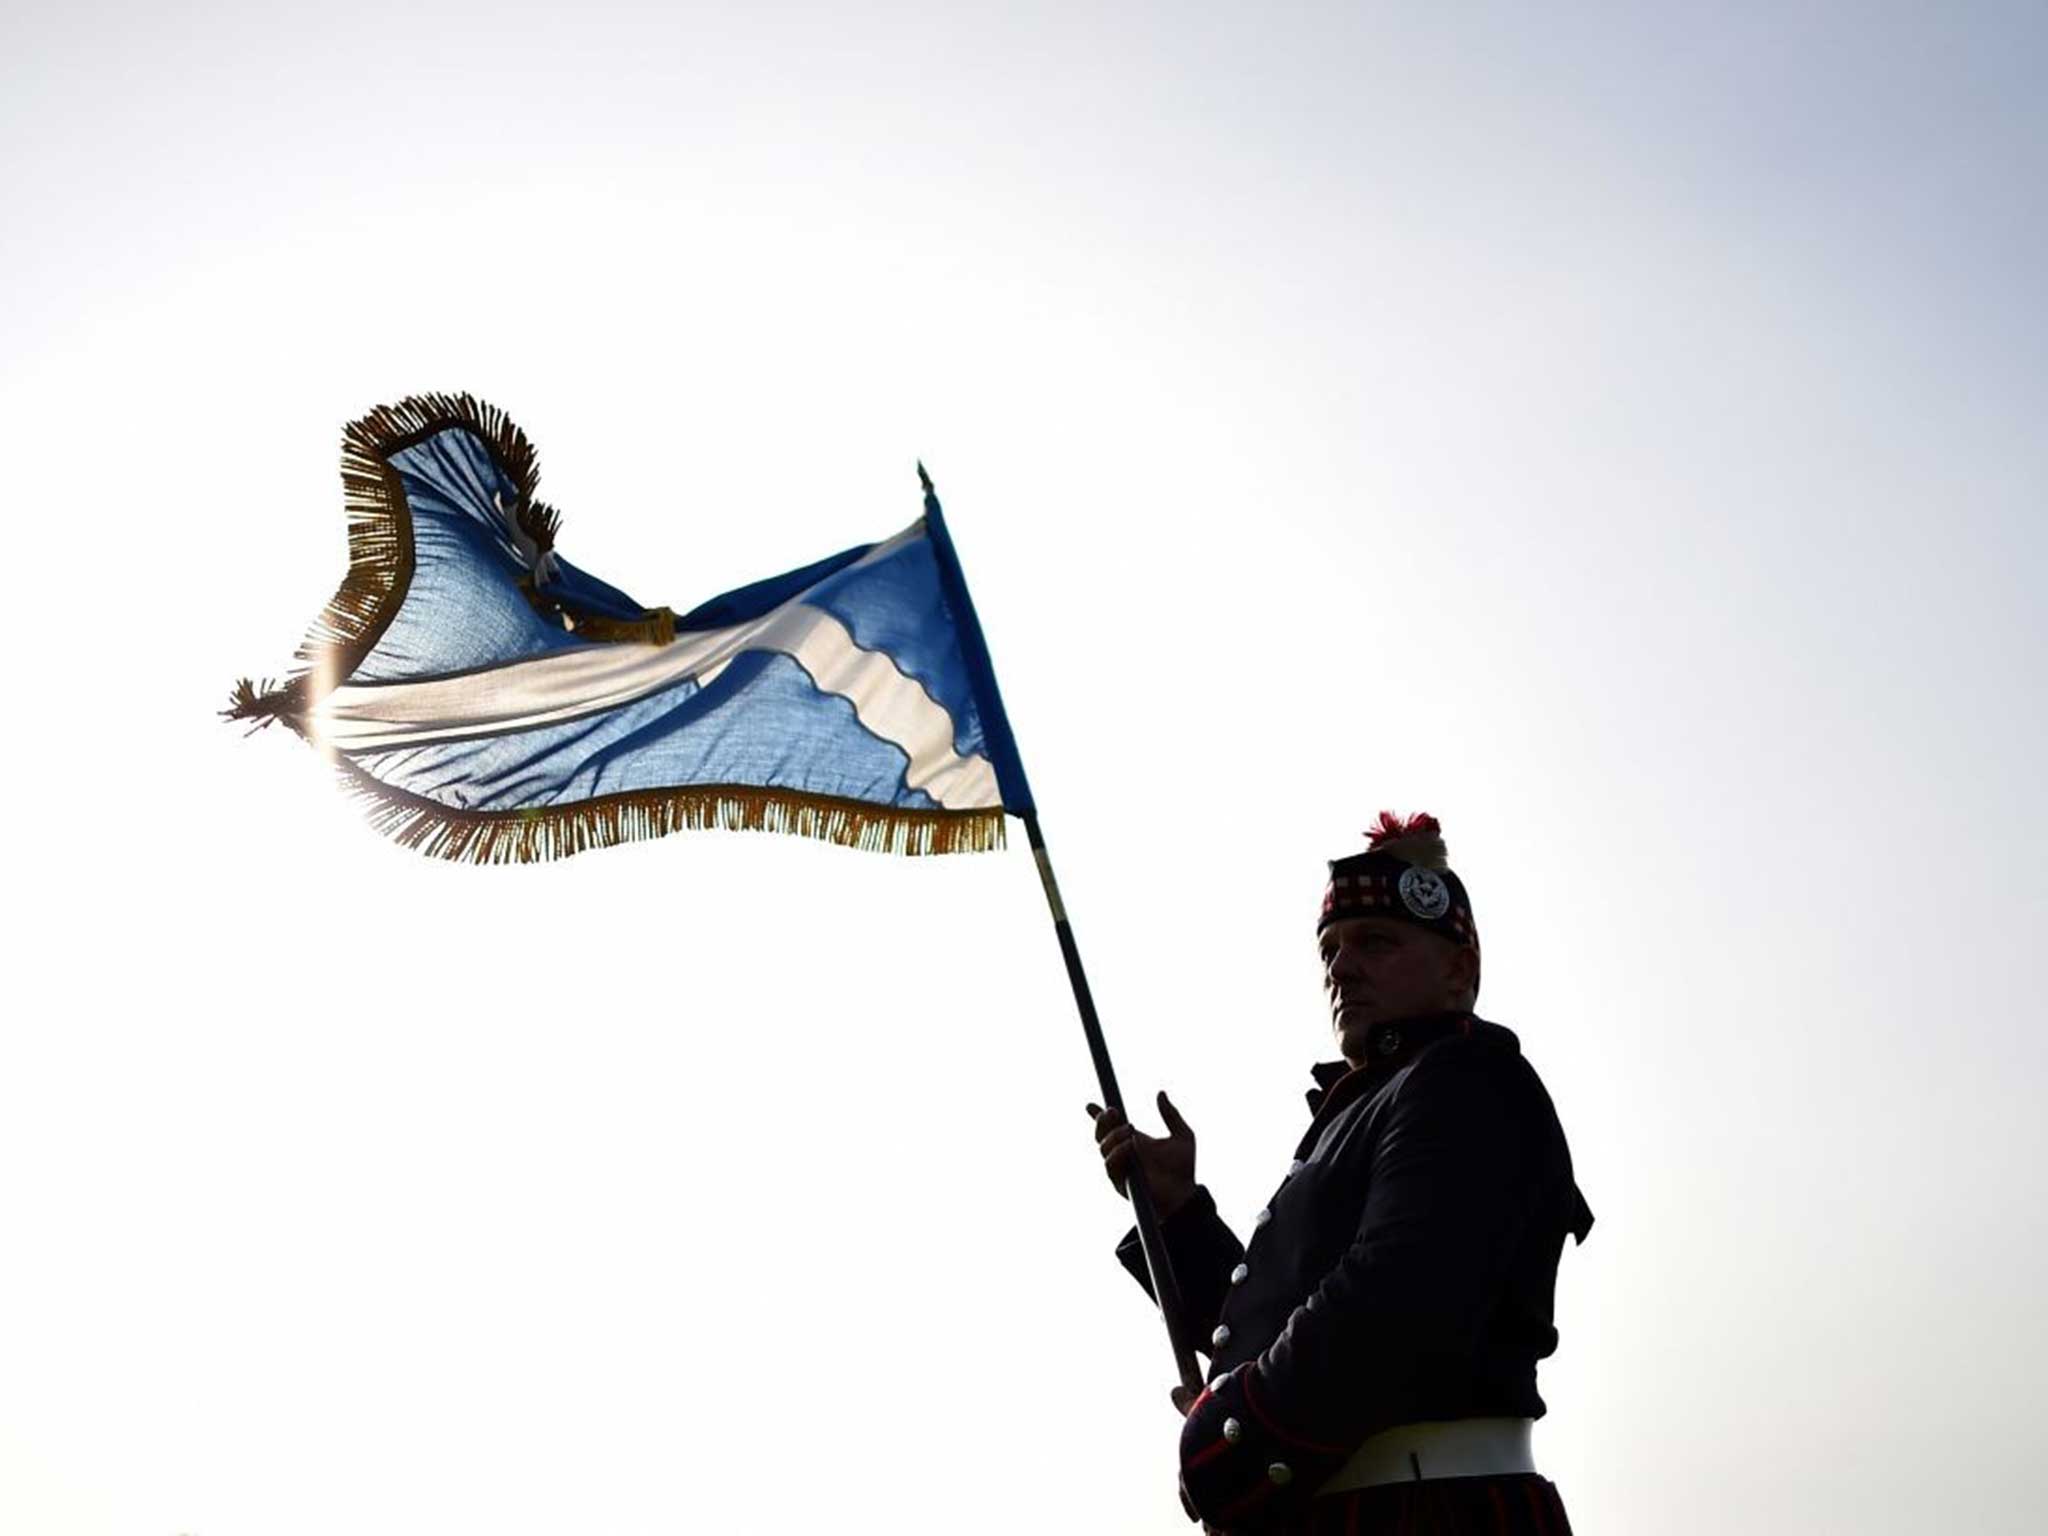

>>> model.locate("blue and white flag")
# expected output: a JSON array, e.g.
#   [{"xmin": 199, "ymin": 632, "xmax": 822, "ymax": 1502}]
[{"xmin": 229, "ymin": 394, "xmax": 1033, "ymax": 862}]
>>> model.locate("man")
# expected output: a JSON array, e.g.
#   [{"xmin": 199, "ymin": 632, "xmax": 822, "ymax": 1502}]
[{"xmin": 1088, "ymin": 813, "xmax": 1592, "ymax": 1534}]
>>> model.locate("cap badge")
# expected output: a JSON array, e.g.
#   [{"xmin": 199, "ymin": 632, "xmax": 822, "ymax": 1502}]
[{"xmin": 1398, "ymin": 866, "xmax": 1450, "ymax": 920}]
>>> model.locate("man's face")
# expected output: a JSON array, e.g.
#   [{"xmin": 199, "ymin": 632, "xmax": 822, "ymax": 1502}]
[{"xmin": 1319, "ymin": 915, "xmax": 1475, "ymax": 1063}]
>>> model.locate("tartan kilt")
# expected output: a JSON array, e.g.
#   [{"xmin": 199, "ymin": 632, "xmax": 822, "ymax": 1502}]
[{"xmin": 1286, "ymin": 1474, "xmax": 1574, "ymax": 1536}]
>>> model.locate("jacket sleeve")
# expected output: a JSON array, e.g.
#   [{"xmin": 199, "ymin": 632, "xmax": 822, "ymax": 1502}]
[
  {"xmin": 1179, "ymin": 1046, "xmax": 1551, "ymax": 1529},
  {"xmin": 1114, "ymin": 1185, "xmax": 1246, "ymax": 1347}
]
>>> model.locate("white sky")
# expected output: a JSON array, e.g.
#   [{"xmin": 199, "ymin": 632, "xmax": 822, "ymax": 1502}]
[{"xmin": 3, "ymin": 4, "xmax": 2044, "ymax": 1533}]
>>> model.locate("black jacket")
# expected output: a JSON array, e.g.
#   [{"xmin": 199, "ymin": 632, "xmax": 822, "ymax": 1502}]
[{"xmin": 1116, "ymin": 1012, "xmax": 1592, "ymax": 1530}]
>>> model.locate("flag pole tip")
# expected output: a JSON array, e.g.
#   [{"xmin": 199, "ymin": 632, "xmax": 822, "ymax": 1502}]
[{"xmin": 916, "ymin": 460, "xmax": 934, "ymax": 495}]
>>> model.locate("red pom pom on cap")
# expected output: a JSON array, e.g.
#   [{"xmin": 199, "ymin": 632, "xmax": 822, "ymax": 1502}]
[{"xmin": 1364, "ymin": 811, "xmax": 1442, "ymax": 848}]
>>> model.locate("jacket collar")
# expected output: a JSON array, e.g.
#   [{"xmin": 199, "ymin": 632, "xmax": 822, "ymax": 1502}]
[{"xmin": 1304, "ymin": 1010, "xmax": 1501, "ymax": 1116}]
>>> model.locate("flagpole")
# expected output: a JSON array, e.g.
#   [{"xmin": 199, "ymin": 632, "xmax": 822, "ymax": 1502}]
[
  {"xmin": 917, "ymin": 464, "xmax": 1203, "ymax": 1400},
  {"xmin": 1023, "ymin": 811, "xmax": 1207, "ymax": 1399}
]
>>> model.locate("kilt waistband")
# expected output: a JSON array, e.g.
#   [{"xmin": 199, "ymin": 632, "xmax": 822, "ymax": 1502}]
[{"xmin": 1317, "ymin": 1417, "xmax": 1536, "ymax": 1494}]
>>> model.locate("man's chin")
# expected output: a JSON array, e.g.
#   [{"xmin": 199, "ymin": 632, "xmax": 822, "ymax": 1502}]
[{"xmin": 1333, "ymin": 1014, "xmax": 1380, "ymax": 1057}]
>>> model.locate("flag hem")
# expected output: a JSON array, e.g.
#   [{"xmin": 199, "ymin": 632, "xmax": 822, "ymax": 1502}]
[
  {"xmin": 920, "ymin": 483, "xmax": 1036, "ymax": 816},
  {"xmin": 328, "ymin": 755, "xmax": 1006, "ymax": 862}
]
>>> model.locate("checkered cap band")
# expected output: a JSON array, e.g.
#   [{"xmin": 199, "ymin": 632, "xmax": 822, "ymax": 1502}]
[{"xmin": 1318, "ymin": 854, "xmax": 1476, "ymax": 946}]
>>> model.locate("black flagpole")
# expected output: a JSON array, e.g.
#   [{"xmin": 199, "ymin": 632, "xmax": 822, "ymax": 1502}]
[
  {"xmin": 1022, "ymin": 811, "xmax": 1206, "ymax": 1399},
  {"xmin": 917, "ymin": 462, "xmax": 1203, "ymax": 1400}
]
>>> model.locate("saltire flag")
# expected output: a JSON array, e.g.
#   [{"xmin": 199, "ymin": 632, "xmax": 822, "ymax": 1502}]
[{"xmin": 228, "ymin": 393, "xmax": 1034, "ymax": 862}]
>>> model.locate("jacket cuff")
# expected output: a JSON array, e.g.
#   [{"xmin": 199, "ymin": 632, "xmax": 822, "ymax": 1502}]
[
  {"xmin": 1114, "ymin": 1185, "xmax": 1221, "ymax": 1297},
  {"xmin": 1177, "ymin": 1365, "xmax": 1354, "ymax": 1532}
]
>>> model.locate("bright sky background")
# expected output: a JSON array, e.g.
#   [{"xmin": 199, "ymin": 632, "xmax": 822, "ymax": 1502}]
[{"xmin": 4, "ymin": 4, "xmax": 2044, "ymax": 1533}]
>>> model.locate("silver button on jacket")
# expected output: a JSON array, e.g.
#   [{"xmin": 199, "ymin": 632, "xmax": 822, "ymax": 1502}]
[{"xmin": 1211, "ymin": 1324, "xmax": 1232, "ymax": 1348}]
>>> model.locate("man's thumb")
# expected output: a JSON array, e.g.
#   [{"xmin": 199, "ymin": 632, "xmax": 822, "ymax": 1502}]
[{"xmin": 1157, "ymin": 1090, "xmax": 1191, "ymax": 1138}]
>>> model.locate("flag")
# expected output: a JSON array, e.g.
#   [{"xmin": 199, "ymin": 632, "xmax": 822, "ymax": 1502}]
[{"xmin": 228, "ymin": 393, "xmax": 1034, "ymax": 862}]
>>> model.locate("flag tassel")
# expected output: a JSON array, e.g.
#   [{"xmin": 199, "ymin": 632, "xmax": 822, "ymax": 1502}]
[{"xmin": 222, "ymin": 676, "xmax": 310, "ymax": 735}]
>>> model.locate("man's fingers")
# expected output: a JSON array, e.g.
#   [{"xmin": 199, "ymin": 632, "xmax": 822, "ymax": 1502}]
[
  {"xmin": 1088, "ymin": 1103, "xmax": 1164, "ymax": 1198},
  {"xmin": 1101, "ymin": 1126, "xmax": 1141, "ymax": 1180}
]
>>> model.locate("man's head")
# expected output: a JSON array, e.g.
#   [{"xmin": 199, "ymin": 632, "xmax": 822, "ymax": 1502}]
[{"xmin": 1317, "ymin": 812, "xmax": 1481, "ymax": 1065}]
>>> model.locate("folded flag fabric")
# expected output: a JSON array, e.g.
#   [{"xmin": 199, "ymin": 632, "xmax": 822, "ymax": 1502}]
[{"xmin": 228, "ymin": 393, "xmax": 1033, "ymax": 862}]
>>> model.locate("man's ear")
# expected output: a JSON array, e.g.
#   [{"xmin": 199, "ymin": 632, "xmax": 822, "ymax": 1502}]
[{"xmin": 1448, "ymin": 941, "xmax": 1480, "ymax": 1000}]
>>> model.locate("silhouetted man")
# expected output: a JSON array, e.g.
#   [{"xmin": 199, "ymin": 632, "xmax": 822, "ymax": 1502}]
[{"xmin": 1089, "ymin": 813, "xmax": 1591, "ymax": 1534}]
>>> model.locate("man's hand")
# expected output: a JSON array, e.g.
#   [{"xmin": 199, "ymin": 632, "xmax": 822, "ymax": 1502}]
[{"xmin": 1086, "ymin": 1091, "xmax": 1197, "ymax": 1219}]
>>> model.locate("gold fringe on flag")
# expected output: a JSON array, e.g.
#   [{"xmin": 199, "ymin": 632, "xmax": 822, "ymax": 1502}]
[{"xmin": 332, "ymin": 760, "xmax": 1006, "ymax": 863}]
